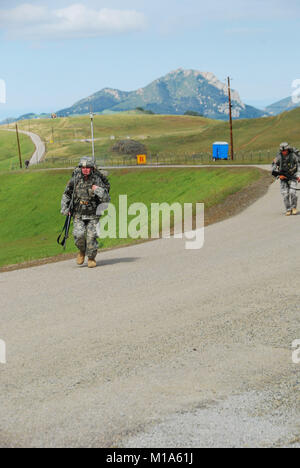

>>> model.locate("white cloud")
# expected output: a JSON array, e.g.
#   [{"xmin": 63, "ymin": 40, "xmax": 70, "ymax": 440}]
[
  {"xmin": 0, "ymin": 4, "xmax": 48, "ymax": 24},
  {"xmin": 0, "ymin": 3, "xmax": 147, "ymax": 39}
]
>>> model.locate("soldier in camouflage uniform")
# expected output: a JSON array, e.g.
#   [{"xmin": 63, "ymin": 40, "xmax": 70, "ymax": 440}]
[
  {"xmin": 61, "ymin": 157, "xmax": 110, "ymax": 268},
  {"xmin": 272, "ymin": 143, "xmax": 300, "ymax": 216}
]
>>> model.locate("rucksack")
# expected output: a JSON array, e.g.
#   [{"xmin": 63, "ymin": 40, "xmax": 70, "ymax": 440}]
[{"xmin": 292, "ymin": 148, "xmax": 300, "ymax": 164}]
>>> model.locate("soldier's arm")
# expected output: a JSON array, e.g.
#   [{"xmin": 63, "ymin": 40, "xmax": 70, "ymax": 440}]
[
  {"xmin": 93, "ymin": 185, "xmax": 107, "ymax": 199},
  {"xmin": 61, "ymin": 178, "xmax": 74, "ymax": 215},
  {"xmin": 295, "ymin": 156, "xmax": 300, "ymax": 180},
  {"xmin": 271, "ymin": 155, "xmax": 279, "ymax": 174},
  {"xmin": 100, "ymin": 173, "xmax": 110, "ymax": 192},
  {"xmin": 273, "ymin": 154, "xmax": 281, "ymax": 166},
  {"xmin": 93, "ymin": 174, "xmax": 110, "ymax": 199}
]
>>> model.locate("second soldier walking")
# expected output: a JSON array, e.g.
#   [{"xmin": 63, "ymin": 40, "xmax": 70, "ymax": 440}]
[{"xmin": 272, "ymin": 143, "xmax": 300, "ymax": 216}]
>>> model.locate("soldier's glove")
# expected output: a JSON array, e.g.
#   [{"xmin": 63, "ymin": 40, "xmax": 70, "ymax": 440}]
[
  {"xmin": 93, "ymin": 185, "xmax": 106, "ymax": 198},
  {"xmin": 61, "ymin": 209, "xmax": 69, "ymax": 216},
  {"xmin": 279, "ymin": 175, "xmax": 287, "ymax": 180}
]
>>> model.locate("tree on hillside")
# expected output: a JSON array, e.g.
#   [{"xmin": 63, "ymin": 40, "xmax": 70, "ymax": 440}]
[
  {"xmin": 184, "ymin": 110, "xmax": 203, "ymax": 117},
  {"xmin": 136, "ymin": 107, "xmax": 155, "ymax": 115}
]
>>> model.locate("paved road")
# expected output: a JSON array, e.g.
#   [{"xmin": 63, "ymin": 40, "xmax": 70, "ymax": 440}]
[
  {"xmin": 0, "ymin": 128, "xmax": 45, "ymax": 165},
  {"xmin": 23, "ymin": 164, "xmax": 272, "ymax": 173},
  {"xmin": 0, "ymin": 180, "xmax": 299, "ymax": 448}
]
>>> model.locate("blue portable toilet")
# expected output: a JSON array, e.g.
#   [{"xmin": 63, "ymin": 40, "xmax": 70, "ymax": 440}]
[{"xmin": 213, "ymin": 142, "xmax": 229, "ymax": 160}]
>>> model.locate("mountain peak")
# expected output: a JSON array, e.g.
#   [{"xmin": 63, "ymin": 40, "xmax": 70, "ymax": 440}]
[
  {"xmin": 157, "ymin": 68, "xmax": 245, "ymax": 109},
  {"xmin": 57, "ymin": 69, "xmax": 265, "ymax": 120},
  {"xmin": 102, "ymin": 88, "xmax": 123, "ymax": 100},
  {"xmin": 165, "ymin": 68, "xmax": 202, "ymax": 78}
]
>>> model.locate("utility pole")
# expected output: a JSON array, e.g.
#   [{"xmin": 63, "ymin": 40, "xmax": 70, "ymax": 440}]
[
  {"xmin": 227, "ymin": 77, "xmax": 234, "ymax": 161},
  {"xmin": 15, "ymin": 124, "xmax": 23, "ymax": 169},
  {"xmin": 90, "ymin": 112, "xmax": 95, "ymax": 162}
]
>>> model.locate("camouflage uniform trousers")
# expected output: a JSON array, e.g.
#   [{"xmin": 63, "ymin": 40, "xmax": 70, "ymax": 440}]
[
  {"xmin": 73, "ymin": 215, "xmax": 100, "ymax": 259},
  {"xmin": 280, "ymin": 179, "xmax": 298, "ymax": 211}
]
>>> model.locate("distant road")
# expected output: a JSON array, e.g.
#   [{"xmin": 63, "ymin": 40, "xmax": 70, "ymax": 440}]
[{"xmin": 0, "ymin": 128, "xmax": 45, "ymax": 165}]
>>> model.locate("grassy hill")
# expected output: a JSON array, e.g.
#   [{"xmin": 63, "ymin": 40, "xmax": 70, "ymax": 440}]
[
  {"xmin": 0, "ymin": 130, "xmax": 35, "ymax": 171},
  {"xmin": 141, "ymin": 107, "xmax": 300, "ymax": 156},
  {"xmin": 13, "ymin": 113, "xmax": 219, "ymax": 161},
  {"xmin": 0, "ymin": 167, "xmax": 262, "ymax": 267},
  {"xmin": 6, "ymin": 107, "xmax": 300, "ymax": 167}
]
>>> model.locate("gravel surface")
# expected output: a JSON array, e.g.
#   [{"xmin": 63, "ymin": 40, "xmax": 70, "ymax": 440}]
[
  {"xmin": 122, "ymin": 377, "xmax": 300, "ymax": 448},
  {"xmin": 0, "ymin": 178, "xmax": 299, "ymax": 448}
]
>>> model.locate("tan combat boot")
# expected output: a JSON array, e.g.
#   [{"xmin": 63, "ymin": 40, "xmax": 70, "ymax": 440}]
[
  {"xmin": 77, "ymin": 251, "xmax": 85, "ymax": 265},
  {"xmin": 286, "ymin": 210, "xmax": 292, "ymax": 216},
  {"xmin": 292, "ymin": 208, "xmax": 298, "ymax": 215},
  {"xmin": 88, "ymin": 258, "xmax": 97, "ymax": 268}
]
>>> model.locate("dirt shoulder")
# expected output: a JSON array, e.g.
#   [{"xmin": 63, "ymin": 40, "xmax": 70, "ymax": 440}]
[
  {"xmin": 0, "ymin": 169, "xmax": 273, "ymax": 273},
  {"xmin": 205, "ymin": 168, "xmax": 272, "ymax": 226}
]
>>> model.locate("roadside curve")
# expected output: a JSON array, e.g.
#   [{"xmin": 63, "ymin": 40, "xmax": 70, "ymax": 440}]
[{"xmin": 0, "ymin": 128, "xmax": 45, "ymax": 165}]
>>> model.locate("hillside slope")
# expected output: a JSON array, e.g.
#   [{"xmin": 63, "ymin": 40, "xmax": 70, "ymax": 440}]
[
  {"xmin": 0, "ymin": 129, "xmax": 35, "ymax": 170},
  {"xmin": 265, "ymin": 96, "xmax": 300, "ymax": 116},
  {"xmin": 13, "ymin": 107, "xmax": 300, "ymax": 163}
]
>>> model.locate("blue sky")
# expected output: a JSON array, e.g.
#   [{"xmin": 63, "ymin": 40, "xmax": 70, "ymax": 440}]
[{"xmin": 0, "ymin": 0, "xmax": 300, "ymax": 120}]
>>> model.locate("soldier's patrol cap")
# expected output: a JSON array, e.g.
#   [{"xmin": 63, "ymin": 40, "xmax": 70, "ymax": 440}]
[{"xmin": 78, "ymin": 157, "xmax": 96, "ymax": 168}]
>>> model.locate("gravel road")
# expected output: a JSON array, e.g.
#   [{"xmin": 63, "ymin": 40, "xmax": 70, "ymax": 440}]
[{"xmin": 0, "ymin": 179, "xmax": 299, "ymax": 448}]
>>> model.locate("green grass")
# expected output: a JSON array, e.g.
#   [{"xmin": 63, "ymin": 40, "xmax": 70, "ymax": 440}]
[
  {"xmin": 9, "ymin": 107, "xmax": 300, "ymax": 164},
  {"xmin": 135, "ymin": 108, "xmax": 300, "ymax": 156},
  {"xmin": 0, "ymin": 167, "xmax": 262, "ymax": 267},
  {"xmin": 13, "ymin": 113, "xmax": 219, "ymax": 161},
  {"xmin": 0, "ymin": 130, "xmax": 35, "ymax": 171}
]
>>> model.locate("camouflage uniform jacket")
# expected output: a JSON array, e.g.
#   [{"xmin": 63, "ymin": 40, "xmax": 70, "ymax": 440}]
[
  {"xmin": 271, "ymin": 151, "xmax": 300, "ymax": 180},
  {"xmin": 61, "ymin": 171, "xmax": 110, "ymax": 220}
]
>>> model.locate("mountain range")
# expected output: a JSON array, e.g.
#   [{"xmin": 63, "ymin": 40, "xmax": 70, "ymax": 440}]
[
  {"xmin": 1, "ymin": 69, "xmax": 299, "ymax": 124},
  {"xmin": 265, "ymin": 97, "xmax": 300, "ymax": 116},
  {"xmin": 56, "ymin": 69, "xmax": 267, "ymax": 120}
]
